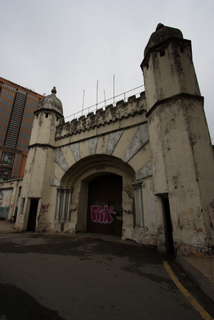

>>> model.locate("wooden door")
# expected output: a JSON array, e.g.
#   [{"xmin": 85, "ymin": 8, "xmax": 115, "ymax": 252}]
[{"xmin": 87, "ymin": 174, "xmax": 122, "ymax": 235}]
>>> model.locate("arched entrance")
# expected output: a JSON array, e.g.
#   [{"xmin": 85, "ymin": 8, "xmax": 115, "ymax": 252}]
[
  {"xmin": 59, "ymin": 155, "xmax": 135, "ymax": 236},
  {"xmin": 87, "ymin": 174, "xmax": 122, "ymax": 235}
]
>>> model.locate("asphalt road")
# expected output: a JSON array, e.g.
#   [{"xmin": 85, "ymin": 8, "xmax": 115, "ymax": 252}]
[{"xmin": 0, "ymin": 233, "xmax": 213, "ymax": 320}]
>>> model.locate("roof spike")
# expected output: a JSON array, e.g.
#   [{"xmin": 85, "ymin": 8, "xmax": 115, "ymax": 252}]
[{"xmin": 51, "ymin": 87, "xmax": 57, "ymax": 94}]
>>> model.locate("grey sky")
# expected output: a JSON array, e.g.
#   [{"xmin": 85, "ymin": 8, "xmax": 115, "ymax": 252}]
[{"xmin": 1, "ymin": 0, "xmax": 214, "ymax": 138}]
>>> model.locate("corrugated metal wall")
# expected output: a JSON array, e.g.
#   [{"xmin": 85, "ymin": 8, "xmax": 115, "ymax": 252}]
[
  {"xmin": 4, "ymin": 90, "xmax": 26, "ymax": 148},
  {"xmin": 0, "ymin": 84, "xmax": 16, "ymax": 146}
]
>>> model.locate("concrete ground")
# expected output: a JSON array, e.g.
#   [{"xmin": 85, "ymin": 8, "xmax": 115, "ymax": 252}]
[
  {"xmin": 1, "ymin": 220, "xmax": 213, "ymax": 285},
  {"xmin": 0, "ymin": 220, "xmax": 214, "ymax": 320},
  {"xmin": 184, "ymin": 256, "xmax": 214, "ymax": 283}
]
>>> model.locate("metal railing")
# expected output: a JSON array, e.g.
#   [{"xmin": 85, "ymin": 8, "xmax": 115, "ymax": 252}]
[{"xmin": 65, "ymin": 85, "xmax": 144, "ymax": 120}]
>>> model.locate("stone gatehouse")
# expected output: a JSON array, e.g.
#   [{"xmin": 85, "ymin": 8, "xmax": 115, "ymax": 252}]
[{"xmin": 15, "ymin": 24, "xmax": 214, "ymax": 256}]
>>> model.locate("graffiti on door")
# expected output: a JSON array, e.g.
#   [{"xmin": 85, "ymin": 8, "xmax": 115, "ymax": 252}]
[
  {"xmin": 90, "ymin": 204, "xmax": 123, "ymax": 223},
  {"xmin": 90, "ymin": 205, "xmax": 115, "ymax": 224}
]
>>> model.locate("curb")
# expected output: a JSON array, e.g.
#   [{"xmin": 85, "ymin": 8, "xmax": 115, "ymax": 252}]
[{"xmin": 176, "ymin": 256, "xmax": 214, "ymax": 304}]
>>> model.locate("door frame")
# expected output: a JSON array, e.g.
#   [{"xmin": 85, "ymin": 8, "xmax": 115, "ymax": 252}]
[
  {"xmin": 27, "ymin": 198, "xmax": 40, "ymax": 232},
  {"xmin": 162, "ymin": 196, "xmax": 174, "ymax": 255}
]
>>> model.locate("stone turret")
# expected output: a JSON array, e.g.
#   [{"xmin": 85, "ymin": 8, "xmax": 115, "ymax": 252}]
[
  {"xmin": 30, "ymin": 87, "xmax": 64, "ymax": 146},
  {"xmin": 142, "ymin": 23, "xmax": 201, "ymax": 114},
  {"xmin": 37, "ymin": 87, "xmax": 63, "ymax": 115},
  {"xmin": 16, "ymin": 88, "xmax": 64, "ymax": 232},
  {"xmin": 141, "ymin": 24, "xmax": 214, "ymax": 255}
]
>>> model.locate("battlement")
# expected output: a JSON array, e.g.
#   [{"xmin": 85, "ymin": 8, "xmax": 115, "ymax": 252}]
[{"xmin": 55, "ymin": 92, "xmax": 146, "ymax": 140}]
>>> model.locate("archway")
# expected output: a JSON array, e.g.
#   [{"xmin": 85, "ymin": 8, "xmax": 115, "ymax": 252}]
[{"xmin": 59, "ymin": 155, "xmax": 135, "ymax": 236}]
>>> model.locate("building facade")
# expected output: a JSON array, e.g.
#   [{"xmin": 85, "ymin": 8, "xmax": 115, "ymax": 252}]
[
  {"xmin": 0, "ymin": 77, "xmax": 43, "ymax": 219},
  {"xmin": 15, "ymin": 25, "xmax": 214, "ymax": 256},
  {"xmin": 0, "ymin": 77, "xmax": 43, "ymax": 181}
]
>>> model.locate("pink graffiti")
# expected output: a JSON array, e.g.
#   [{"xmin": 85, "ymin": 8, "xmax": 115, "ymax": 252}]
[
  {"xmin": 40, "ymin": 204, "xmax": 50, "ymax": 214},
  {"xmin": 90, "ymin": 205, "xmax": 115, "ymax": 224}
]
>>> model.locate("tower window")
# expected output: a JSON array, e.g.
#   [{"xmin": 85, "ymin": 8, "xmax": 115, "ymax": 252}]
[{"xmin": 160, "ymin": 49, "xmax": 165, "ymax": 57}]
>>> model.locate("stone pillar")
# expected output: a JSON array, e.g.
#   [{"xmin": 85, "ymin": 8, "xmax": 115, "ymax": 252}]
[
  {"xmin": 66, "ymin": 188, "xmax": 73, "ymax": 220},
  {"xmin": 55, "ymin": 188, "xmax": 62, "ymax": 220},
  {"xmin": 133, "ymin": 182, "xmax": 144, "ymax": 227},
  {"xmin": 61, "ymin": 190, "xmax": 67, "ymax": 221}
]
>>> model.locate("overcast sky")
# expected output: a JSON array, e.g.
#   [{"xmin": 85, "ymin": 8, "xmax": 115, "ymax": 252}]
[{"xmin": 1, "ymin": 0, "xmax": 214, "ymax": 138}]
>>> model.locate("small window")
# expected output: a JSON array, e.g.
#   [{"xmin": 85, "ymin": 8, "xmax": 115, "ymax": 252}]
[
  {"xmin": 160, "ymin": 49, "xmax": 165, "ymax": 57},
  {"xmin": 45, "ymin": 113, "xmax": 48, "ymax": 118},
  {"xmin": 180, "ymin": 46, "xmax": 184, "ymax": 53}
]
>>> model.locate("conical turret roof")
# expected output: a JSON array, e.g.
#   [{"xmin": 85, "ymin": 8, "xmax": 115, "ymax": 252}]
[
  {"xmin": 38, "ymin": 87, "xmax": 63, "ymax": 115},
  {"xmin": 144, "ymin": 23, "xmax": 183, "ymax": 58}
]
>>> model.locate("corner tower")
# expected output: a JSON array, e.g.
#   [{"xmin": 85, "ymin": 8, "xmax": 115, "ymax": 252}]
[
  {"xmin": 141, "ymin": 24, "xmax": 214, "ymax": 255},
  {"xmin": 16, "ymin": 88, "xmax": 64, "ymax": 232},
  {"xmin": 30, "ymin": 87, "xmax": 64, "ymax": 146}
]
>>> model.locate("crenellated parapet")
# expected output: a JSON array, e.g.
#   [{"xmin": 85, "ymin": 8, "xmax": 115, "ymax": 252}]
[{"xmin": 55, "ymin": 92, "xmax": 146, "ymax": 140}]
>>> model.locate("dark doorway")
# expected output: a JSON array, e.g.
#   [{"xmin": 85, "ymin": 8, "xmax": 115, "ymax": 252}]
[
  {"xmin": 27, "ymin": 199, "xmax": 39, "ymax": 232},
  {"xmin": 87, "ymin": 174, "xmax": 122, "ymax": 236},
  {"xmin": 162, "ymin": 197, "xmax": 174, "ymax": 255}
]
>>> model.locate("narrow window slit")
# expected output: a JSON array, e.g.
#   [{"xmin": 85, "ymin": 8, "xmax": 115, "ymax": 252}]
[{"xmin": 160, "ymin": 49, "xmax": 165, "ymax": 57}]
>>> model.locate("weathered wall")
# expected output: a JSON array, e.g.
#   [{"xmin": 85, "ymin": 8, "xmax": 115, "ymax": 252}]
[
  {"xmin": 46, "ymin": 93, "xmax": 159, "ymax": 243},
  {"xmin": 0, "ymin": 189, "xmax": 13, "ymax": 219},
  {"xmin": 0, "ymin": 179, "xmax": 22, "ymax": 220},
  {"xmin": 142, "ymin": 25, "xmax": 214, "ymax": 255},
  {"xmin": 15, "ymin": 109, "xmax": 63, "ymax": 231},
  {"xmin": 55, "ymin": 94, "xmax": 145, "ymax": 142},
  {"xmin": 16, "ymin": 92, "xmax": 163, "ymax": 246},
  {"xmin": 143, "ymin": 41, "xmax": 201, "ymax": 113}
]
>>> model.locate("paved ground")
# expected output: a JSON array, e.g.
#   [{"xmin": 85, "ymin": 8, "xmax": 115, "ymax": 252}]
[
  {"xmin": 185, "ymin": 256, "xmax": 214, "ymax": 283},
  {"xmin": 0, "ymin": 222, "xmax": 214, "ymax": 320}
]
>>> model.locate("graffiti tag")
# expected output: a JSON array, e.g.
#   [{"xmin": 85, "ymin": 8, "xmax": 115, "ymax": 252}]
[
  {"xmin": 210, "ymin": 199, "xmax": 214, "ymax": 208},
  {"xmin": 90, "ymin": 205, "xmax": 116, "ymax": 224},
  {"xmin": 40, "ymin": 204, "xmax": 50, "ymax": 214}
]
